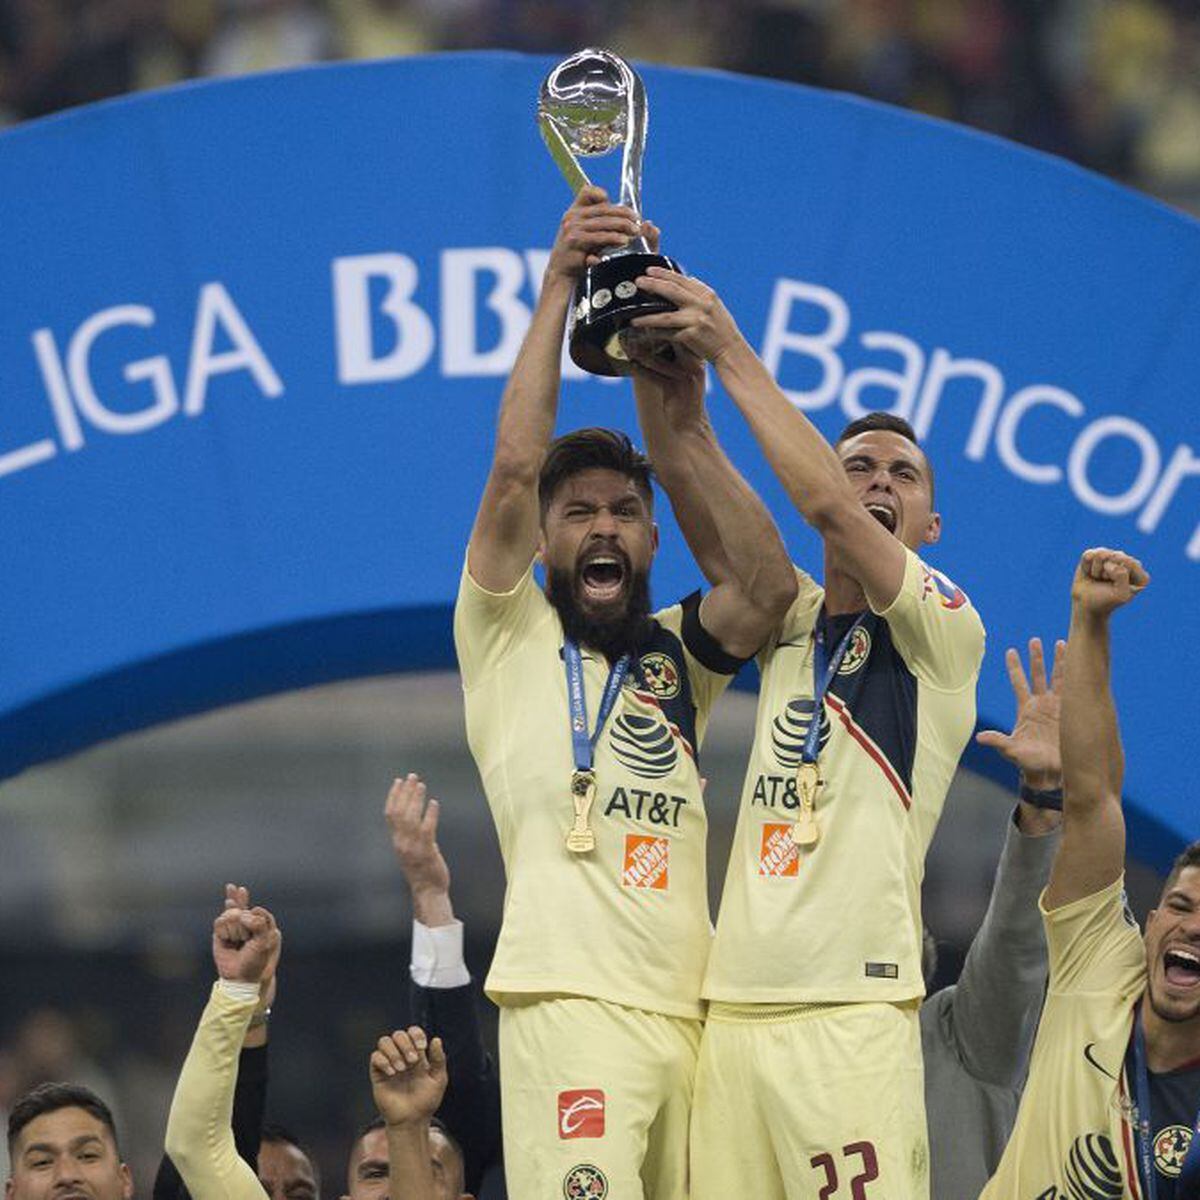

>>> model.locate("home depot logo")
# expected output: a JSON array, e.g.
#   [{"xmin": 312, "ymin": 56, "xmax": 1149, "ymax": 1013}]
[
  {"xmin": 759, "ymin": 823, "xmax": 799, "ymax": 877},
  {"xmin": 559, "ymin": 1089, "xmax": 605, "ymax": 1139},
  {"xmin": 622, "ymin": 835, "xmax": 669, "ymax": 889}
]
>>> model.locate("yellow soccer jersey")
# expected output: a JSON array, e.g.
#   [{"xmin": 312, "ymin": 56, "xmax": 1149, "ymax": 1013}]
[
  {"xmin": 703, "ymin": 548, "xmax": 984, "ymax": 1003},
  {"xmin": 981, "ymin": 877, "xmax": 1146, "ymax": 1199},
  {"xmin": 454, "ymin": 558, "xmax": 740, "ymax": 1020}
]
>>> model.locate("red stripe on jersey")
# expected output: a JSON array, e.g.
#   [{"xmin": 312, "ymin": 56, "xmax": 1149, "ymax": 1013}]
[
  {"xmin": 1118, "ymin": 1066, "xmax": 1142, "ymax": 1200},
  {"xmin": 826, "ymin": 693, "xmax": 912, "ymax": 811},
  {"xmin": 631, "ymin": 689, "xmax": 697, "ymax": 761}
]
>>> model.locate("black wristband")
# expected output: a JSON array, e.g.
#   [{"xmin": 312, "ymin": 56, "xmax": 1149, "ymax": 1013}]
[{"xmin": 1019, "ymin": 782, "xmax": 1064, "ymax": 811}]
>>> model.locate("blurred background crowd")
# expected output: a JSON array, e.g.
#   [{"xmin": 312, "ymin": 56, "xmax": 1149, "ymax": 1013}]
[
  {"xmin": 1, "ymin": 0, "xmax": 1195, "ymax": 1193},
  {"xmin": 1, "ymin": 0, "xmax": 1199, "ymax": 213}
]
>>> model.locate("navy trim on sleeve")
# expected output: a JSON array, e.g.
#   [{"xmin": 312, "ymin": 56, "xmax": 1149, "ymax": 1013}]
[{"xmin": 680, "ymin": 591, "xmax": 750, "ymax": 676}]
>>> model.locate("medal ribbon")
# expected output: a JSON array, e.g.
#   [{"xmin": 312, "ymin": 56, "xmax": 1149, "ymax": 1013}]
[
  {"xmin": 1126, "ymin": 1009, "xmax": 1200, "ymax": 1200},
  {"xmin": 564, "ymin": 640, "xmax": 633, "ymax": 775},
  {"xmin": 801, "ymin": 614, "xmax": 866, "ymax": 766}
]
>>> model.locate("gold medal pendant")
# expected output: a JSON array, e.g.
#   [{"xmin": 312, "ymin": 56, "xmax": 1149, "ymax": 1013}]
[
  {"xmin": 792, "ymin": 761, "xmax": 822, "ymax": 847},
  {"xmin": 566, "ymin": 769, "xmax": 597, "ymax": 854}
]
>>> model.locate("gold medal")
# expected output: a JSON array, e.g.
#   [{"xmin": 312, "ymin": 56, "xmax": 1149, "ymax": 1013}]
[
  {"xmin": 566, "ymin": 769, "xmax": 597, "ymax": 853},
  {"xmin": 792, "ymin": 761, "xmax": 822, "ymax": 847}
]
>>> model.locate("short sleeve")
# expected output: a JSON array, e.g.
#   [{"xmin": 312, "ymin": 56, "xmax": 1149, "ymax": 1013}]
[
  {"xmin": 873, "ymin": 548, "xmax": 985, "ymax": 690},
  {"xmin": 453, "ymin": 553, "xmax": 548, "ymax": 688},
  {"xmin": 1042, "ymin": 876, "xmax": 1147, "ymax": 997}
]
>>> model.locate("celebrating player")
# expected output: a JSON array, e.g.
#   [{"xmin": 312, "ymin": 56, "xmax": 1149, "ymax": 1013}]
[
  {"xmin": 454, "ymin": 189, "xmax": 795, "ymax": 1199},
  {"xmin": 980, "ymin": 548, "xmax": 1200, "ymax": 1197},
  {"xmin": 632, "ymin": 269, "xmax": 985, "ymax": 1198}
]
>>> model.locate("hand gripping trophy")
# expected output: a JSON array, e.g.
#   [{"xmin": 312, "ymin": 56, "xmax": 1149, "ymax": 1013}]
[{"xmin": 538, "ymin": 49, "xmax": 681, "ymax": 376}]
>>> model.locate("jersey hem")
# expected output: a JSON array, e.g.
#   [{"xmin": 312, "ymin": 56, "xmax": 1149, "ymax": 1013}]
[{"xmin": 486, "ymin": 979, "xmax": 705, "ymax": 1021}]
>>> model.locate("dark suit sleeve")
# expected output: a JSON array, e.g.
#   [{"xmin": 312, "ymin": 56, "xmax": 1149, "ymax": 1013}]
[
  {"xmin": 154, "ymin": 1043, "xmax": 268, "ymax": 1200},
  {"xmin": 410, "ymin": 980, "xmax": 502, "ymax": 1195}
]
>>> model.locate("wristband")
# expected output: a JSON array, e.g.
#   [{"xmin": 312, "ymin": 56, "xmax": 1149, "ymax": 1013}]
[{"xmin": 1019, "ymin": 782, "xmax": 1063, "ymax": 811}]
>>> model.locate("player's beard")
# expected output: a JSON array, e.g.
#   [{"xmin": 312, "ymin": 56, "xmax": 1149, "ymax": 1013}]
[{"xmin": 545, "ymin": 562, "xmax": 653, "ymax": 664}]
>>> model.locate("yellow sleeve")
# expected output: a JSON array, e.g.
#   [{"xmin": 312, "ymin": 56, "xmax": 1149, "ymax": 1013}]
[
  {"xmin": 873, "ymin": 549, "xmax": 985, "ymax": 690},
  {"xmin": 1041, "ymin": 876, "xmax": 1147, "ymax": 997},
  {"xmin": 164, "ymin": 984, "xmax": 267, "ymax": 1200},
  {"xmin": 453, "ymin": 554, "xmax": 547, "ymax": 688},
  {"xmin": 653, "ymin": 599, "xmax": 736, "ymax": 729},
  {"xmin": 755, "ymin": 565, "xmax": 824, "ymax": 673}
]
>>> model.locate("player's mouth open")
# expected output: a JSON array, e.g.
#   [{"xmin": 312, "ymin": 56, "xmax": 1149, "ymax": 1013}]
[
  {"xmin": 580, "ymin": 554, "xmax": 627, "ymax": 603},
  {"xmin": 1163, "ymin": 947, "xmax": 1200, "ymax": 987},
  {"xmin": 864, "ymin": 502, "xmax": 897, "ymax": 533}
]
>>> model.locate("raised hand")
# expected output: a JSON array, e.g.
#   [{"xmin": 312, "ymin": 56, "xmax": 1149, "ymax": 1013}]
[
  {"xmin": 1071, "ymin": 547, "xmax": 1149, "ymax": 617},
  {"xmin": 385, "ymin": 774, "xmax": 454, "ymax": 927},
  {"xmin": 629, "ymin": 267, "xmax": 746, "ymax": 364},
  {"xmin": 546, "ymin": 186, "xmax": 642, "ymax": 283},
  {"xmin": 211, "ymin": 884, "xmax": 280, "ymax": 986},
  {"xmin": 976, "ymin": 637, "xmax": 1065, "ymax": 790},
  {"xmin": 370, "ymin": 1028, "xmax": 448, "ymax": 1128}
]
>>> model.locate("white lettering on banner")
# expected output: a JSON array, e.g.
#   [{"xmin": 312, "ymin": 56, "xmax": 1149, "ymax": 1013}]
[
  {"xmin": 761, "ymin": 275, "xmax": 1199, "ymax": 561},
  {"xmin": 9, "ymin": 285, "xmax": 283, "ymax": 477},
  {"xmin": 333, "ymin": 253, "xmax": 434, "ymax": 382},
  {"xmin": 2, "ymin": 257, "xmax": 1195, "ymax": 561}
]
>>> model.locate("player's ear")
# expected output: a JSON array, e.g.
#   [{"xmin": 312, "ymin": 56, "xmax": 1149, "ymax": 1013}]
[{"xmin": 922, "ymin": 512, "xmax": 942, "ymax": 546}]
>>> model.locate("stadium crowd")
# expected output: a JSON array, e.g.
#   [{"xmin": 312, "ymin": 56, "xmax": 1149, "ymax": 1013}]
[{"xmin": 0, "ymin": 0, "xmax": 1199, "ymax": 206}]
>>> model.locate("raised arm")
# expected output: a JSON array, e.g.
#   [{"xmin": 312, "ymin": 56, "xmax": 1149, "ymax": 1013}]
[
  {"xmin": 165, "ymin": 887, "xmax": 281, "ymax": 1200},
  {"xmin": 632, "ymin": 268, "xmax": 913, "ymax": 609},
  {"xmin": 631, "ymin": 338, "xmax": 796, "ymax": 658},
  {"xmin": 1044, "ymin": 547, "xmax": 1149, "ymax": 910},
  {"xmin": 387, "ymin": 775, "xmax": 499, "ymax": 1192},
  {"xmin": 946, "ymin": 638, "xmax": 1064, "ymax": 1086},
  {"xmin": 468, "ymin": 187, "xmax": 641, "ymax": 592},
  {"xmin": 370, "ymin": 1028, "xmax": 449, "ymax": 1200}
]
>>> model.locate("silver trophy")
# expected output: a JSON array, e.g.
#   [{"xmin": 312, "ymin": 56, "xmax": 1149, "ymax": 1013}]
[{"xmin": 538, "ymin": 49, "xmax": 680, "ymax": 377}]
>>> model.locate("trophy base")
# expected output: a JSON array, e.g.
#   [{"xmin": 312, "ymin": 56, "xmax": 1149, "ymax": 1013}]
[{"xmin": 569, "ymin": 252, "xmax": 681, "ymax": 377}]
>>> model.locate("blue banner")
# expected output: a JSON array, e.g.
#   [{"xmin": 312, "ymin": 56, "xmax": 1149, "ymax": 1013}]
[{"xmin": 1, "ymin": 53, "xmax": 1195, "ymax": 863}]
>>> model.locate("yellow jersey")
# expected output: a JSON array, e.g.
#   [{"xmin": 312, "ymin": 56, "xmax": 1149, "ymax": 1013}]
[
  {"xmin": 981, "ymin": 876, "xmax": 1148, "ymax": 1199},
  {"xmin": 454, "ymin": 559, "xmax": 741, "ymax": 1019},
  {"xmin": 703, "ymin": 548, "xmax": 984, "ymax": 1003}
]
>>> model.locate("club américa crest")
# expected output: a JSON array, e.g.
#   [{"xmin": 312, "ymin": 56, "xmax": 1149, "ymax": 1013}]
[{"xmin": 563, "ymin": 1163, "xmax": 608, "ymax": 1198}]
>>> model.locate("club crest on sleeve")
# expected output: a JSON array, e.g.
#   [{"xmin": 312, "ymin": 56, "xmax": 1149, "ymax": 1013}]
[
  {"xmin": 920, "ymin": 563, "xmax": 967, "ymax": 610},
  {"xmin": 622, "ymin": 834, "xmax": 669, "ymax": 889},
  {"xmin": 558, "ymin": 1089, "xmax": 605, "ymax": 1139},
  {"xmin": 638, "ymin": 652, "xmax": 680, "ymax": 699},
  {"xmin": 563, "ymin": 1163, "xmax": 608, "ymax": 1198},
  {"xmin": 759, "ymin": 823, "xmax": 799, "ymax": 877}
]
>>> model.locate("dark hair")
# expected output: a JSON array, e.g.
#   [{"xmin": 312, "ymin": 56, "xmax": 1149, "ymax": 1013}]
[
  {"xmin": 537, "ymin": 428, "xmax": 654, "ymax": 517},
  {"xmin": 1164, "ymin": 840, "xmax": 1200, "ymax": 894},
  {"xmin": 7, "ymin": 1082, "xmax": 121, "ymax": 1156},
  {"xmin": 835, "ymin": 412, "xmax": 935, "ymax": 500},
  {"xmin": 261, "ymin": 1122, "xmax": 321, "ymax": 1189}
]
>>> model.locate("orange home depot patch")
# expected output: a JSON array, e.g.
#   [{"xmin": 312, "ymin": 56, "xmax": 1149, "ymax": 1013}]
[
  {"xmin": 759, "ymin": 823, "xmax": 799, "ymax": 877},
  {"xmin": 622, "ymin": 835, "xmax": 669, "ymax": 889}
]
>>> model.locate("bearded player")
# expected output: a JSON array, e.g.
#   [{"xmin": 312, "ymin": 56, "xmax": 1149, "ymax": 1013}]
[
  {"xmin": 631, "ymin": 269, "xmax": 985, "ymax": 1198},
  {"xmin": 982, "ymin": 548, "xmax": 1200, "ymax": 1199},
  {"xmin": 454, "ymin": 190, "xmax": 794, "ymax": 1199}
]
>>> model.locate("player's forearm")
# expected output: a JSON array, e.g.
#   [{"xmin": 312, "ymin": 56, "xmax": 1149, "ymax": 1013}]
[
  {"xmin": 1061, "ymin": 604, "xmax": 1124, "ymax": 816},
  {"xmin": 385, "ymin": 1123, "xmax": 436, "ymax": 1200},
  {"xmin": 714, "ymin": 338, "xmax": 855, "ymax": 533},
  {"xmin": 165, "ymin": 985, "xmax": 266, "ymax": 1200},
  {"xmin": 675, "ymin": 418, "xmax": 796, "ymax": 616},
  {"xmin": 489, "ymin": 273, "xmax": 573, "ymax": 487},
  {"xmin": 633, "ymin": 380, "xmax": 735, "ymax": 587}
]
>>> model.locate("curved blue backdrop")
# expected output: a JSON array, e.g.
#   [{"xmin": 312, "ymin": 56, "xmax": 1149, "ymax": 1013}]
[{"xmin": 0, "ymin": 53, "xmax": 1195, "ymax": 865}]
